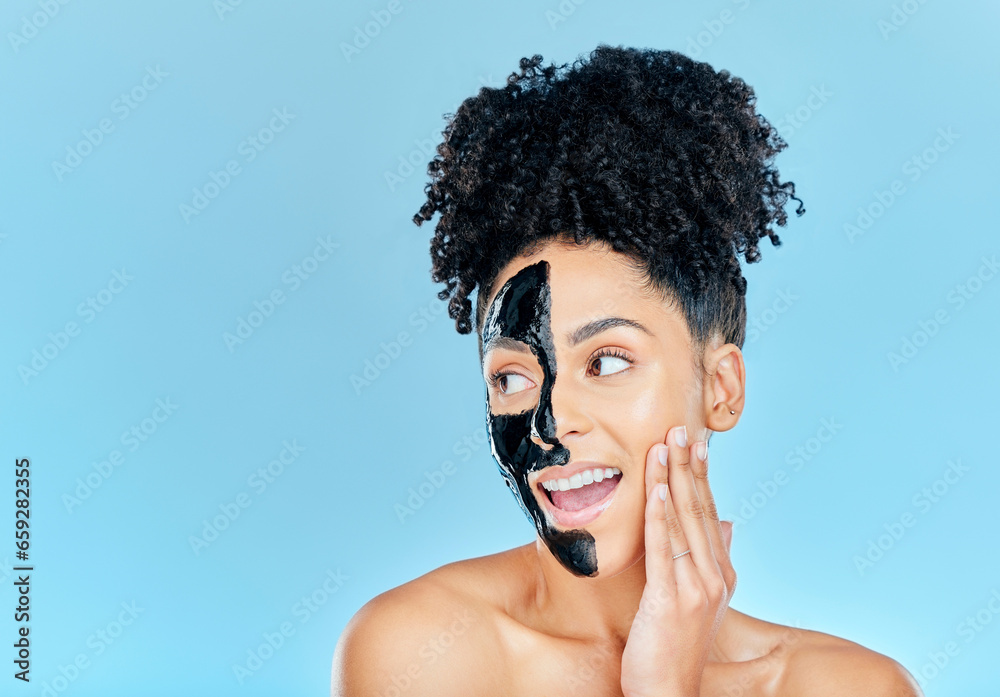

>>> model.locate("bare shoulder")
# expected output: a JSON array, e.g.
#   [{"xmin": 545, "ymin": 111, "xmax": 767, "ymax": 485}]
[
  {"xmin": 773, "ymin": 626, "xmax": 923, "ymax": 697},
  {"xmin": 331, "ymin": 548, "xmax": 526, "ymax": 697}
]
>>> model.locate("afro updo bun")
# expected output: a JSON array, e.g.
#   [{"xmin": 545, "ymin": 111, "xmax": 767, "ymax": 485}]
[{"xmin": 413, "ymin": 44, "xmax": 804, "ymax": 357}]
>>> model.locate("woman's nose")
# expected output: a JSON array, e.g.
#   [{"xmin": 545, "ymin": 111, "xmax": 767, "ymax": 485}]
[
  {"xmin": 529, "ymin": 375, "xmax": 589, "ymax": 448},
  {"xmin": 531, "ymin": 399, "xmax": 556, "ymax": 450},
  {"xmin": 529, "ymin": 412, "xmax": 555, "ymax": 450}
]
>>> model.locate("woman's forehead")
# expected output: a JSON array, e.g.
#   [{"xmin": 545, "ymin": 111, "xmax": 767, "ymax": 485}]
[
  {"xmin": 480, "ymin": 248, "xmax": 679, "ymax": 359},
  {"xmin": 486, "ymin": 243, "xmax": 656, "ymax": 322}
]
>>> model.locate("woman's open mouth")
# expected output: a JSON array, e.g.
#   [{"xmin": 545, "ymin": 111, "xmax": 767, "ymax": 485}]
[{"xmin": 536, "ymin": 465, "xmax": 623, "ymax": 528}]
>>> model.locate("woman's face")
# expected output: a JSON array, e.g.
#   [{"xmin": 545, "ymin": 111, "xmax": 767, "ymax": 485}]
[{"xmin": 480, "ymin": 237, "xmax": 710, "ymax": 578}]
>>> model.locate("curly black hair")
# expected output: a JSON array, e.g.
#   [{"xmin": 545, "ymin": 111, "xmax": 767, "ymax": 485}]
[{"xmin": 413, "ymin": 44, "xmax": 804, "ymax": 366}]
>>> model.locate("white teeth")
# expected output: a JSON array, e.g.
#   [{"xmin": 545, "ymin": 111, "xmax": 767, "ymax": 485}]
[{"xmin": 540, "ymin": 467, "xmax": 621, "ymax": 491}]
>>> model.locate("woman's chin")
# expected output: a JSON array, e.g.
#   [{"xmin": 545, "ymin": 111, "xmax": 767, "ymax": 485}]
[
  {"xmin": 589, "ymin": 535, "xmax": 645, "ymax": 579},
  {"xmin": 540, "ymin": 529, "xmax": 643, "ymax": 579}
]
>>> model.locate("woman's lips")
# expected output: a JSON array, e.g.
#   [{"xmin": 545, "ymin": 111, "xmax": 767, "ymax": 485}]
[{"xmin": 535, "ymin": 468, "xmax": 623, "ymax": 528}]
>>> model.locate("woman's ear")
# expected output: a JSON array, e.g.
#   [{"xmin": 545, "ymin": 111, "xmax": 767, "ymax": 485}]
[{"xmin": 703, "ymin": 343, "xmax": 745, "ymax": 433}]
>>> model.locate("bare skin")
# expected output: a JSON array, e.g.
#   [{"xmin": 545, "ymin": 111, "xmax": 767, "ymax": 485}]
[{"xmin": 332, "ymin": 236, "xmax": 923, "ymax": 697}]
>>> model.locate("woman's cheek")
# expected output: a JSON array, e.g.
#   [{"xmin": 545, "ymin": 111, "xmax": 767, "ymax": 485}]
[
  {"xmin": 594, "ymin": 484, "xmax": 647, "ymax": 575},
  {"xmin": 622, "ymin": 380, "xmax": 670, "ymax": 435}
]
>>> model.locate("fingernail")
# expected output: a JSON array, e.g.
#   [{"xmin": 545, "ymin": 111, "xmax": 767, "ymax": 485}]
[
  {"xmin": 674, "ymin": 426, "xmax": 687, "ymax": 448},
  {"xmin": 696, "ymin": 441, "xmax": 707, "ymax": 460},
  {"xmin": 658, "ymin": 483, "xmax": 668, "ymax": 501},
  {"xmin": 658, "ymin": 445, "xmax": 668, "ymax": 466}
]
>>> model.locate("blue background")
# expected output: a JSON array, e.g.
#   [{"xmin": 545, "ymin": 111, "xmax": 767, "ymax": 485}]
[{"xmin": 2, "ymin": 0, "xmax": 997, "ymax": 694}]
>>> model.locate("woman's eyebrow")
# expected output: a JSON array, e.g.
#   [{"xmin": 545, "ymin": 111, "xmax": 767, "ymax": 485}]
[
  {"xmin": 483, "ymin": 317, "xmax": 651, "ymax": 357},
  {"xmin": 567, "ymin": 317, "xmax": 652, "ymax": 347},
  {"xmin": 483, "ymin": 335, "xmax": 533, "ymax": 357}
]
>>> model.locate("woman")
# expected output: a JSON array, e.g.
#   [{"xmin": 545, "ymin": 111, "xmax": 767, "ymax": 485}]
[{"xmin": 333, "ymin": 46, "xmax": 922, "ymax": 696}]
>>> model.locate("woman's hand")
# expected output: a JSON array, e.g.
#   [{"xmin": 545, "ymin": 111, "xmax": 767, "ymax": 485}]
[{"xmin": 620, "ymin": 426, "xmax": 737, "ymax": 697}]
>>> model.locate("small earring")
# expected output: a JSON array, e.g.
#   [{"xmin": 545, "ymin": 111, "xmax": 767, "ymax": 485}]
[{"xmin": 729, "ymin": 409, "xmax": 736, "ymax": 415}]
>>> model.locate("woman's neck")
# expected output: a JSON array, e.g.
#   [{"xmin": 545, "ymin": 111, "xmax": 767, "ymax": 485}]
[{"xmin": 528, "ymin": 538, "xmax": 651, "ymax": 647}]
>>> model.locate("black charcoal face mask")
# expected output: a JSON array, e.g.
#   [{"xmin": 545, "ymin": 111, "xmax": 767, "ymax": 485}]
[{"xmin": 482, "ymin": 261, "xmax": 598, "ymax": 577}]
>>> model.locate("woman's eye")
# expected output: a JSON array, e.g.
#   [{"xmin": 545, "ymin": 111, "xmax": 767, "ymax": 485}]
[
  {"xmin": 590, "ymin": 354, "xmax": 630, "ymax": 377},
  {"xmin": 496, "ymin": 373, "xmax": 534, "ymax": 395}
]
